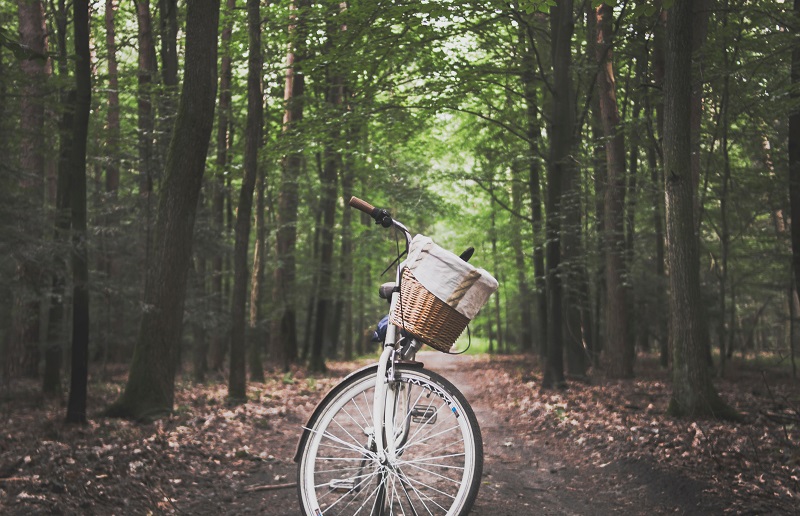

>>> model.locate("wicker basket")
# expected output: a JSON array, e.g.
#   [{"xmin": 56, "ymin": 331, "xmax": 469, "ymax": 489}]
[{"xmin": 389, "ymin": 268, "xmax": 470, "ymax": 353}]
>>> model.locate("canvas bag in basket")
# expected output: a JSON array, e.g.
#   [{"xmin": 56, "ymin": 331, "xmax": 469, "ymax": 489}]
[{"xmin": 390, "ymin": 235, "xmax": 498, "ymax": 352}]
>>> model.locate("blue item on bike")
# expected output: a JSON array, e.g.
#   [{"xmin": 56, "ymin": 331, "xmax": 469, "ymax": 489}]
[{"xmin": 372, "ymin": 314, "xmax": 390, "ymax": 342}]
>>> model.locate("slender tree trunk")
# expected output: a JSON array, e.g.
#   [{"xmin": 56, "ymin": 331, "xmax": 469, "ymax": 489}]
[
  {"xmin": 542, "ymin": 0, "xmax": 573, "ymax": 389},
  {"xmin": 210, "ymin": 0, "xmax": 236, "ymax": 372},
  {"xmin": 136, "ymin": 0, "xmax": 158, "ymax": 274},
  {"xmin": 249, "ymin": 163, "xmax": 267, "ymax": 382},
  {"xmin": 229, "ymin": 0, "xmax": 263, "ymax": 399},
  {"xmin": 273, "ymin": 0, "xmax": 309, "ymax": 370},
  {"xmin": 512, "ymin": 15, "xmax": 547, "ymax": 352},
  {"xmin": 651, "ymin": 6, "xmax": 669, "ymax": 367},
  {"xmin": 339, "ymin": 121, "xmax": 357, "ymax": 360},
  {"xmin": 43, "ymin": 0, "xmax": 73, "ymax": 395},
  {"xmin": 157, "ymin": 0, "xmax": 179, "ymax": 153},
  {"xmin": 193, "ymin": 255, "xmax": 210, "ymax": 382},
  {"xmin": 626, "ymin": 35, "xmax": 646, "ymax": 360},
  {"xmin": 489, "ymin": 194, "xmax": 504, "ymax": 353},
  {"xmin": 510, "ymin": 164, "xmax": 533, "ymax": 351},
  {"xmin": 663, "ymin": 0, "xmax": 734, "ymax": 419},
  {"xmin": 310, "ymin": 53, "xmax": 342, "ymax": 371},
  {"xmin": 690, "ymin": 0, "xmax": 711, "ymax": 231},
  {"xmin": 790, "ymin": 0, "xmax": 800, "ymax": 320},
  {"xmin": 789, "ymin": 284, "xmax": 798, "ymax": 379},
  {"xmin": 717, "ymin": 17, "xmax": 732, "ymax": 376},
  {"xmin": 102, "ymin": 0, "xmax": 124, "ymax": 363},
  {"xmin": 65, "ymin": 0, "xmax": 91, "ymax": 424},
  {"xmin": 596, "ymin": 3, "xmax": 632, "ymax": 378},
  {"xmin": 586, "ymin": 5, "xmax": 604, "ymax": 368},
  {"xmin": 107, "ymin": 0, "xmax": 220, "ymax": 420},
  {"xmin": 517, "ymin": 14, "xmax": 543, "ymax": 354}
]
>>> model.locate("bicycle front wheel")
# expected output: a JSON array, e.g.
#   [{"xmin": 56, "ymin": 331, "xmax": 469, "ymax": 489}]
[{"xmin": 297, "ymin": 365, "xmax": 483, "ymax": 515}]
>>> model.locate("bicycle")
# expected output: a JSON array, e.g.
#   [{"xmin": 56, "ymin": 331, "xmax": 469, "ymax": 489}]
[{"xmin": 295, "ymin": 196, "xmax": 498, "ymax": 515}]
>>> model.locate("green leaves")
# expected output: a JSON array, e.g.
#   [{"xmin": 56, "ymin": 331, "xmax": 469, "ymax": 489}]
[{"xmin": 519, "ymin": 0, "xmax": 557, "ymax": 14}]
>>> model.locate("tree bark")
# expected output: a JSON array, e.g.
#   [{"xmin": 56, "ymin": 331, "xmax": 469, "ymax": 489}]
[
  {"xmin": 663, "ymin": 0, "xmax": 734, "ymax": 419},
  {"xmin": 309, "ymin": 51, "xmax": 342, "ymax": 372},
  {"xmin": 489, "ymin": 192, "xmax": 504, "ymax": 353},
  {"xmin": 596, "ymin": 3, "xmax": 632, "ymax": 378},
  {"xmin": 65, "ymin": 0, "xmax": 91, "ymax": 424},
  {"xmin": 651, "ymin": 6, "xmax": 669, "ymax": 367},
  {"xmin": 136, "ymin": 0, "xmax": 158, "ymax": 272},
  {"xmin": 107, "ymin": 0, "xmax": 220, "ymax": 420},
  {"xmin": 229, "ymin": 0, "xmax": 264, "ymax": 399},
  {"xmin": 14, "ymin": 0, "xmax": 50, "ymax": 379},
  {"xmin": 790, "ymin": 0, "xmax": 800, "ymax": 321},
  {"xmin": 249, "ymin": 163, "xmax": 267, "ymax": 382},
  {"xmin": 541, "ymin": 0, "xmax": 573, "ymax": 389},
  {"xmin": 273, "ymin": 0, "xmax": 309, "ymax": 370},
  {"xmin": 210, "ymin": 0, "xmax": 236, "ymax": 372},
  {"xmin": 157, "ymin": 0, "xmax": 179, "ymax": 163},
  {"xmin": 586, "ymin": 5, "xmax": 604, "ymax": 367},
  {"xmin": 517, "ymin": 13, "xmax": 543, "ymax": 354},
  {"xmin": 43, "ymin": 0, "xmax": 73, "ymax": 395}
]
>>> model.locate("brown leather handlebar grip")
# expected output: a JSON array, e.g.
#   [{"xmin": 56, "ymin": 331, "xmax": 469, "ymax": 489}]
[{"xmin": 349, "ymin": 196, "xmax": 376, "ymax": 215}]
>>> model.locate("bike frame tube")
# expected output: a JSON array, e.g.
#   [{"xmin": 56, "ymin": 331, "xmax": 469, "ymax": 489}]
[{"xmin": 373, "ymin": 222, "xmax": 412, "ymax": 465}]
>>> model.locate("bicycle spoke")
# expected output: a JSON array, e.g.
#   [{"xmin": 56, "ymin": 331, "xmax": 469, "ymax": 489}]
[
  {"xmin": 398, "ymin": 451, "xmax": 466, "ymax": 467},
  {"xmin": 398, "ymin": 424, "xmax": 461, "ymax": 455},
  {"xmin": 399, "ymin": 461, "xmax": 462, "ymax": 486},
  {"xmin": 391, "ymin": 467, "xmax": 447, "ymax": 514}
]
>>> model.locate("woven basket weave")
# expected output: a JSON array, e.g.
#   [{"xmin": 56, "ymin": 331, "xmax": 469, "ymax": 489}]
[{"xmin": 389, "ymin": 268, "xmax": 470, "ymax": 353}]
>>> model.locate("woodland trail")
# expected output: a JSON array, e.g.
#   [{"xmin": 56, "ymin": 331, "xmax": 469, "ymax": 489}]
[
  {"xmin": 418, "ymin": 351, "xmax": 729, "ymax": 516},
  {"xmin": 1, "ymin": 352, "xmax": 770, "ymax": 515}
]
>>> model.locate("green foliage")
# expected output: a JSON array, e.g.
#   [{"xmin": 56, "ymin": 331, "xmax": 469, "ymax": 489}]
[{"xmin": 1, "ymin": 0, "xmax": 796, "ymax": 385}]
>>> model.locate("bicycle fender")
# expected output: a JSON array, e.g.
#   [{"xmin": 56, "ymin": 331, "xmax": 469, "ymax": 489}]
[{"xmin": 293, "ymin": 361, "xmax": 425, "ymax": 463}]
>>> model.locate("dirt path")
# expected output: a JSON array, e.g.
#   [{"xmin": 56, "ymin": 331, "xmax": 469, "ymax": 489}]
[
  {"xmin": 418, "ymin": 351, "xmax": 729, "ymax": 516},
  {"xmin": 2, "ymin": 352, "xmax": 791, "ymax": 514}
]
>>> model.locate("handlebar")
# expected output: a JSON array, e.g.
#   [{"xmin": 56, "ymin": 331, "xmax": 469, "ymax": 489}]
[{"xmin": 349, "ymin": 196, "xmax": 394, "ymax": 228}]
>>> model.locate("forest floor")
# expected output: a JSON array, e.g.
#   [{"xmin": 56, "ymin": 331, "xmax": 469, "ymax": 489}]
[{"xmin": 1, "ymin": 351, "xmax": 799, "ymax": 515}]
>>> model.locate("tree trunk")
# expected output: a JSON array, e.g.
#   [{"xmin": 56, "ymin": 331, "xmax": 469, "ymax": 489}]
[
  {"xmin": 99, "ymin": 0, "xmax": 124, "ymax": 364},
  {"xmin": 273, "ymin": 0, "xmax": 309, "ymax": 370},
  {"xmin": 229, "ymin": 0, "xmax": 263, "ymax": 399},
  {"xmin": 517, "ymin": 14, "xmax": 543, "ymax": 354},
  {"xmin": 790, "ymin": 0, "xmax": 800, "ymax": 322},
  {"xmin": 339, "ymin": 173, "xmax": 355, "ymax": 360},
  {"xmin": 157, "ymin": 0, "xmax": 179, "ymax": 152},
  {"xmin": 717, "ymin": 10, "xmax": 733, "ymax": 376},
  {"xmin": 596, "ymin": 3, "xmax": 632, "ymax": 378},
  {"xmin": 510, "ymin": 163, "xmax": 533, "ymax": 352},
  {"xmin": 651, "ymin": 6, "xmax": 669, "ymax": 367},
  {"xmin": 690, "ymin": 0, "xmax": 711, "ymax": 231},
  {"xmin": 512, "ymin": 15, "xmax": 547, "ymax": 353},
  {"xmin": 249, "ymin": 164, "xmax": 267, "ymax": 382},
  {"xmin": 309, "ymin": 51, "xmax": 342, "ymax": 371},
  {"xmin": 586, "ymin": 4, "xmax": 604, "ymax": 368},
  {"xmin": 43, "ymin": 0, "xmax": 73, "ymax": 395},
  {"xmin": 136, "ymin": 0, "xmax": 158, "ymax": 273},
  {"xmin": 489, "ymin": 194, "xmax": 504, "ymax": 353},
  {"xmin": 14, "ymin": 0, "xmax": 50, "ymax": 379},
  {"xmin": 663, "ymin": 0, "xmax": 734, "ymax": 419},
  {"xmin": 65, "ymin": 0, "xmax": 91, "ymax": 424},
  {"xmin": 107, "ymin": 0, "xmax": 220, "ymax": 420},
  {"xmin": 541, "ymin": 0, "xmax": 573, "ymax": 389},
  {"xmin": 210, "ymin": 0, "xmax": 236, "ymax": 372}
]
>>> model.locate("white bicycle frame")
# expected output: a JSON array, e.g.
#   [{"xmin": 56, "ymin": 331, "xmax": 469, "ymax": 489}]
[{"xmin": 372, "ymin": 221, "xmax": 414, "ymax": 465}]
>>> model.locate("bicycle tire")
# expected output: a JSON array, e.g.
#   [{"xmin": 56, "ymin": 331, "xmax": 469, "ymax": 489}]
[{"xmin": 297, "ymin": 365, "xmax": 483, "ymax": 515}]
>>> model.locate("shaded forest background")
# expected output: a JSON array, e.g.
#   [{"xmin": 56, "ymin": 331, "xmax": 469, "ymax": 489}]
[{"xmin": 1, "ymin": 0, "xmax": 799, "ymax": 421}]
